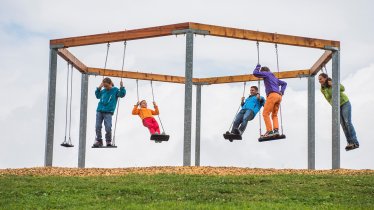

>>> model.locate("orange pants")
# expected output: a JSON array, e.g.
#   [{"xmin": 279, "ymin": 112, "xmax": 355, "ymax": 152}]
[{"xmin": 263, "ymin": 92, "xmax": 282, "ymax": 132}]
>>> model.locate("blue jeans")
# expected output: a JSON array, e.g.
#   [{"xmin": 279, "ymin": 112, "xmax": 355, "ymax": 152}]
[
  {"xmin": 95, "ymin": 112, "xmax": 113, "ymax": 142},
  {"xmin": 232, "ymin": 109, "xmax": 255, "ymax": 133},
  {"xmin": 340, "ymin": 101, "xmax": 359, "ymax": 145}
]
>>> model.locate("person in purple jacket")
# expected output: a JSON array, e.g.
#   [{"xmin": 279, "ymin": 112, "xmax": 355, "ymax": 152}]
[{"xmin": 253, "ymin": 64, "xmax": 287, "ymax": 137}]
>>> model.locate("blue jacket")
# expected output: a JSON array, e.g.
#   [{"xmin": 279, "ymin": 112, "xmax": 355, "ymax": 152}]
[
  {"xmin": 241, "ymin": 94, "xmax": 265, "ymax": 116},
  {"xmin": 95, "ymin": 86, "xmax": 126, "ymax": 113}
]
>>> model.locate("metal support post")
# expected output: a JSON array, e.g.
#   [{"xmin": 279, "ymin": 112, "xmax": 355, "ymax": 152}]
[
  {"xmin": 331, "ymin": 49, "xmax": 340, "ymax": 169},
  {"xmin": 44, "ymin": 47, "xmax": 58, "ymax": 166},
  {"xmin": 195, "ymin": 84, "xmax": 202, "ymax": 166},
  {"xmin": 183, "ymin": 31, "xmax": 194, "ymax": 166},
  {"xmin": 307, "ymin": 76, "xmax": 315, "ymax": 169},
  {"xmin": 78, "ymin": 73, "xmax": 89, "ymax": 168}
]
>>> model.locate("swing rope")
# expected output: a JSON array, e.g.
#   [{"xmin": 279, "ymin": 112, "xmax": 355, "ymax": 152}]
[
  {"xmin": 68, "ymin": 64, "xmax": 74, "ymax": 145},
  {"xmin": 136, "ymin": 79, "xmax": 140, "ymax": 102},
  {"xmin": 63, "ymin": 62, "xmax": 73, "ymax": 146},
  {"xmin": 150, "ymin": 80, "xmax": 166, "ymax": 133},
  {"xmin": 228, "ymin": 82, "xmax": 247, "ymax": 132},
  {"xmin": 275, "ymin": 43, "xmax": 284, "ymax": 135},
  {"xmin": 103, "ymin": 42, "xmax": 110, "ymax": 79},
  {"xmin": 63, "ymin": 63, "xmax": 70, "ymax": 145},
  {"xmin": 256, "ymin": 41, "xmax": 263, "ymax": 136},
  {"xmin": 112, "ymin": 41, "xmax": 127, "ymax": 146}
]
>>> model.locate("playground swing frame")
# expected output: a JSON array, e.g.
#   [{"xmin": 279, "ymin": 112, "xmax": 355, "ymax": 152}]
[{"xmin": 45, "ymin": 22, "xmax": 340, "ymax": 169}]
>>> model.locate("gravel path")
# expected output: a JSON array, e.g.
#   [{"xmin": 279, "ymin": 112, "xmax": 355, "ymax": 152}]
[{"xmin": 1, "ymin": 167, "xmax": 374, "ymax": 177}]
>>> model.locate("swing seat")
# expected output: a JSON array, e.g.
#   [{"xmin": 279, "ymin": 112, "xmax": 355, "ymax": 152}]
[
  {"xmin": 61, "ymin": 143, "xmax": 74, "ymax": 147},
  {"xmin": 150, "ymin": 134, "xmax": 169, "ymax": 142},
  {"xmin": 258, "ymin": 134, "xmax": 286, "ymax": 142},
  {"xmin": 91, "ymin": 145, "xmax": 118, "ymax": 148},
  {"xmin": 223, "ymin": 131, "xmax": 242, "ymax": 142}
]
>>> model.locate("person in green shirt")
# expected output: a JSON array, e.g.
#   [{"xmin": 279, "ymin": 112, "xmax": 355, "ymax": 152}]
[{"xmin": 318, "ymin": 73, "xmax": 359, "ymax": 151}]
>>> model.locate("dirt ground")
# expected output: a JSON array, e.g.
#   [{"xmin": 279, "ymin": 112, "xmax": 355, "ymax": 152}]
[{"xmin": 1, "ymin": 167, "xmax": 374, "ymax": 177}]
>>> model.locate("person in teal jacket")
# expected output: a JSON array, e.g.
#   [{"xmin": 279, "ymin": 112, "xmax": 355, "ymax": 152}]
[
  {"xmin": 93, "ymin": 77, "xmax": 126, "ymax": 147},
  {"xmin": 231, "ymin": 86, "xmax": 265, "ymax": 135},
  {"xmin": 318, "ymin": 73, "xmax": 359, "ymax": 151}
]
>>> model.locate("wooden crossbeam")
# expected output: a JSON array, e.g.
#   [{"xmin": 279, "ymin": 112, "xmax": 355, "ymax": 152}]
[
  {"xmin": 50, "ymin": 23, "xmax": 190, "ymax": 47},
  {"xmin": 86, "ymin": 67, "xmax": 309, "ymax": 84},
  {"xmin": 86, "ymin": 67, "xmax": 200, "ymax": 84},
  {"xmin": 189, "ymin": 23, "xmax": 340, "ymax": 49},
  {"xmin": 310, "ymin": 51, "xmax": 333, "ymax": 75},
  {"xmin": 50, "ymin": 22, "xmax": 340, "ymax": 50},
  {"xmin": 197, "ymin": 69, "xmax": 310, "ymax": 84},
  {"xmin": 57, "ymin": 48, "xmax": 87, "ymax": 72}
]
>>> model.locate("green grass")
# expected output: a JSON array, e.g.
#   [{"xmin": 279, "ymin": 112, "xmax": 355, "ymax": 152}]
[{"xmin": 1, "ymin": 174, "xmax": 374, "ymax": 209}]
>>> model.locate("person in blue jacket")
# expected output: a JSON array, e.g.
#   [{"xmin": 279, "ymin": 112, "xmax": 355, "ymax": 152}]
[
  {"xmin": 93, "ymin": 77, "xmax": 126, "ymax": 147},
  {"xmin": 231, "ymin": 86, "xmax": 265, "ymax": 135}
]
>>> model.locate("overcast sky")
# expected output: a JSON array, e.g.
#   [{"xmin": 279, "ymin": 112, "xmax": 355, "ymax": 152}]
[{"xmin": 0, "ymin": 0, "xmax": 373, "ymax": 169}]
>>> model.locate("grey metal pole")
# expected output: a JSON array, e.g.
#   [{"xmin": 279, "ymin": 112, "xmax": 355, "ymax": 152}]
[
  {"xmin": 331, "ymin": 49, "xmax": 340, "ymax": 169},
  {"xmin": 78, "ymin": 73, "xmax": 89, "ymax": 168},
  {"xmin": 44, "ymin": 47, "xmax": 58, "ymax": 167},
  {"xmin": 307, "ymin": 76, "xmax": 315, "ymax": 169},
  {"xmin": 195, "ymin": 84, "xmax": 202, "ymax": 166},
  {"xmin": 183, "ymin": 31, "xmax": 194, "ymax": 166}
]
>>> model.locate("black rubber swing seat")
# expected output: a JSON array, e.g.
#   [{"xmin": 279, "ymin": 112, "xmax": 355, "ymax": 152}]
[
  {"xmin": 258, "ymin": 134, "xmax": 286, "ymax": 142},
  {"xmin": 60, "ymin": 143, "xmax": 74, "ymax": 147},
  {"xmin": 150, "ymin": 134, "xmax": 170, "ymax": 142},
  {"xmin": 91, "ymin": 145, "xmax": 118, "ymax": 148},
  {"xmin": 223, "ymin": 131, "xmax": 242, "ymax": 142}
]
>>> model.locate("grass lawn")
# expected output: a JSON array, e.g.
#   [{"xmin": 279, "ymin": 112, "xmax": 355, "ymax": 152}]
[{"xmin": 1, "ymin": 173, "xmax": 374, "ymax": 209}]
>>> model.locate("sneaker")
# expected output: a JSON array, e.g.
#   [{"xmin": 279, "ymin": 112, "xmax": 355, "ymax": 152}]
[
  {"xmin": 154, "ymin": 132, "xmax": 159, "ymax": 135},
  {"xmin": 262, "ymin": 130, "xmax": 274, "ymax": 137},
  {"xmin": 272, "ymin": 129, "xmax": 280, "ymax": 136},
  {"xmin": 233, "ymin": 128, "xmax": 240, "ymax": 135},
  {"xmin": 93, "ymin": 140, "xmax": 103, "ymax": 147},
  {"xmin": 106, "ymin": 141, "xmax": 113, "ymax": 147},
  {"xmin": 346, "ymin": 143, "xmax": 359, "ymax": 151}
]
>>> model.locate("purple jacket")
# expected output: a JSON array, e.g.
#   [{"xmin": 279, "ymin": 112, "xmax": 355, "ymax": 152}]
[{"xmin": 253, "ymin": 64, "xmax": 287, "ymax": 96}]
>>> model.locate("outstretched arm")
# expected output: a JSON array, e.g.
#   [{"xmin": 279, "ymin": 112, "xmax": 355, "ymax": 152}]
[{"xmin": 252, "ymin": 64, "xmax": 267, "ymax": 78}]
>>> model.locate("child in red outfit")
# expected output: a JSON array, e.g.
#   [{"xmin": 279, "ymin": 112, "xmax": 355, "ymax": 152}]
[{"xmin": 132, "ymin": 100, "xmax": 160, "ymax": 134}]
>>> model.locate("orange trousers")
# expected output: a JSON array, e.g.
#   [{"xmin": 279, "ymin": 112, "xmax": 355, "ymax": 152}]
[{"xmin": 263, "ymin": 92, "xmax": 282, "ymax": 132}]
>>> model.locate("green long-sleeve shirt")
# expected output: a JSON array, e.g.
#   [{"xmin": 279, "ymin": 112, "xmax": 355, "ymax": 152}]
[{"xmin": 320, "ymin": 84, "xmax": 349, "ymax": 106}]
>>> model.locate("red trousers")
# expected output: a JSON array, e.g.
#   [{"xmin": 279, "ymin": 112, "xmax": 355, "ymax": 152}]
[{"xmin": 142, "ymin": 117, "xmax": 160, "ymax": 134}]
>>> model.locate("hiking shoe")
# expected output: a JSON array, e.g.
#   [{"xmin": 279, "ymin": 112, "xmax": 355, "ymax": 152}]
[
  {"xmin": 93, "ymin": 140, "xmax": 103, "ymax": 147},
  {"xmin": 272, "ymin": 129, "xmax": 280, "ymax": 136}
]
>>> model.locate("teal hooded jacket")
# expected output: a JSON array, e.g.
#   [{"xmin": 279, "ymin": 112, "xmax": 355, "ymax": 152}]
[
  {"xmin": 241, "ymin": 94, "xmax": 265, "ymax": 116},
  {"xmin": 95, "ymin": 86, "xmax": 126, "ymax": 113}
]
